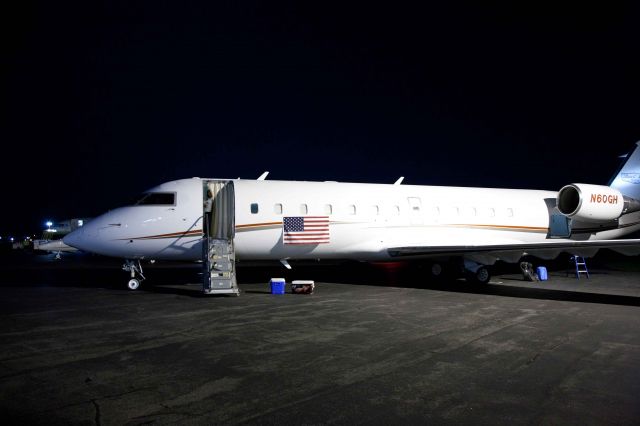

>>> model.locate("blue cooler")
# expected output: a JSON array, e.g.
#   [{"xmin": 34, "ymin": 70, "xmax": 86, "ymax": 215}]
[
  {"xmin": 270, "ymin": 278, "xmax": 286, "ymax": 295},
  {"xmin": 536, "ymin": 266, "xmax": 548, "ymax": 281}
]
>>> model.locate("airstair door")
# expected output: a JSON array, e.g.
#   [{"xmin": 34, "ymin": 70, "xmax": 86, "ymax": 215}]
[{"xmin": 203, "ymin": 180, "xmax": 239, "ymax": 295}]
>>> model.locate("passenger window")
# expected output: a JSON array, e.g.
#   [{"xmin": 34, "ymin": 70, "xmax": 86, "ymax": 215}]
[
  {"xmin": 250, "ymin": 203, "xmax": 259, "ymax": 214},
  {"xmin": 394, "ymin": 205, "xmax": 400, "ymax": 216},
  {"xmin": 324, "ymin": 204, "xmax": 333, "ymax": 215},
  {"xmin": 488, "ymin": 208, "xmax": 495, "ymax": 217},
  {"xmin": 371, "ymin": 205, "xmax": 380, "ymax": 215},
  {"xmin": 348, "ymin": 205, "xmax": 356, "ymax": 215},
  {"xmin": 507, "ymin": 208, "xmax": 514, "ymax": 217},
  {"xmin": 274, "ymin": 203, "xmax": 283, "ymax": 214},
  {"xmin": 300, "ymin": 204, "xmax": 308, "ymax": 215}
]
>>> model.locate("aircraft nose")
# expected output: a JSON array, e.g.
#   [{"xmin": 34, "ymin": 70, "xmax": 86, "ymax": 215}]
[
  {"xmin": 63, "ymin": 227, "xmax": 85, "ymax": 250},
  {"xmin": 62, "ymin": 211, "xmax": 126, "ymax": 256}
]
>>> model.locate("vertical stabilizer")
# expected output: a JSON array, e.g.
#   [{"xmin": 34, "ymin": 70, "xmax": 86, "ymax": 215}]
[{"xmin": 609, "ymin": 141, "xmax": 640, "ymax": 200}]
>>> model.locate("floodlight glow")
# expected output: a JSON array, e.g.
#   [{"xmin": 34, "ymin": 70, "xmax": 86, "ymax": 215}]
[{"xmin": 46, "ymin": 221, "xmax": 53, "ymax": 228}]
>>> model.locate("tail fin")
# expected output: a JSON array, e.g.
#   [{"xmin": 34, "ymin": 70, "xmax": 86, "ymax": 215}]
[{"xmin": 609, "ymin": 141, "xmax": 640, "ymax": 200}]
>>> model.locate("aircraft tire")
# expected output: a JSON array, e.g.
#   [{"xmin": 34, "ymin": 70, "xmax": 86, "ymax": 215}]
[
  {"xmin": 430, "ymin": 263, "xmax": 444, "ymax": 277},
  {"xmin": 426, "ymin": 262, "xmax": 450, "ymax": 282},
  {"xmin": 127, "ymin": 279, "xmax": 141, "ymax": 291},
  {"xmin": 466, "ymin": 266, "xmax": 491, "ymax": 284}
]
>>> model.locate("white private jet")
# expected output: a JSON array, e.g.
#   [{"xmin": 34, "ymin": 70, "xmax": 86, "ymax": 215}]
[
  {"xmin": 33, "ymin": 239, "xmax": 79, "ymax": 259},
  {"xmin": 64, "ymin": 143, "xmax": 640, "ymax": 291}
]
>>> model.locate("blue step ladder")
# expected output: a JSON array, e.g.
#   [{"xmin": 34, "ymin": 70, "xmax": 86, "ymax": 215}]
[{"xmin": 569, "ymin": 256, "xmax": 590, "ymax": 279}]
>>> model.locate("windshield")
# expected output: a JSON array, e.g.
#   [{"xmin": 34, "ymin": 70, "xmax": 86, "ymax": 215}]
[{"xmin": 134, "ymin": 192, "xmax": 176, "ymax": 206}]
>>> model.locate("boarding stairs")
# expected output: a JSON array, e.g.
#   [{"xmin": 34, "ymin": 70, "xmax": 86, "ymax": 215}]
[
  {"xmin": 204, "ymin": 238, "xmax": 238, "ymax": 295},
  {"xmin": 203, "ymin": 180, "xmax": 239, "ymax": 296}
]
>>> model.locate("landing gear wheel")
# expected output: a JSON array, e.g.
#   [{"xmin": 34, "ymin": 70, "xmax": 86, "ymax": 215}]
[
  {"xmin": 123, "ymin": 260, "xmax": 146, "ymax": 290},
  {"xmin": 127, "ymin": 279, "xmax": 141, "ymax": 291},
  {"xmin": 468, "ymin": 266, "xmax": 491, "ymax": 284},
  {"xmin": 427, "ymin": 262, "xmax": 447, "ymax": 282},
  {"xmin": 430, "ymin": 263, "xmax": 443, "ymax": 277}
]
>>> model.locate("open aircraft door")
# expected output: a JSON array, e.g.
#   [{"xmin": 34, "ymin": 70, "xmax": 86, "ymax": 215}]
[{"xmin": 203, "ymin": 180, "xmax": 239, "ymax": 295}]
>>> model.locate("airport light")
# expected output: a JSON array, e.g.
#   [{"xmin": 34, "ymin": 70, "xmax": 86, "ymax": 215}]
[{"xmin": 46, "ymin": 221, "xmax": 53, "ymax": 229}]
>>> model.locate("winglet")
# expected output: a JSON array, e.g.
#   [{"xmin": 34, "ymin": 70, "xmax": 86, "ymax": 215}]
[
  {"xmin": 394, "ymin": 177, "xmax": 404, "ymax": 185},
  {"xmin": 257, "ymin": 171, "xmax": 269, "ymax": 181}
]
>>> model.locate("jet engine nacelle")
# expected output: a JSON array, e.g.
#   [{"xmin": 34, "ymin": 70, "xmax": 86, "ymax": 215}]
[{"xmin": 557, "ymin": 184, "xmax": 624, "ymax": 222}]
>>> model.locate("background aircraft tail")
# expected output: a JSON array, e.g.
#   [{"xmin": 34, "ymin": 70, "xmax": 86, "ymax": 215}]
[{"xmin": 609, "ymin": 141, "xmax": 640, "ymax": 200}]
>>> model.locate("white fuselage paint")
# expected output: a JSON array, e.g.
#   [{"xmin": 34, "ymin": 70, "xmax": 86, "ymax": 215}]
[{"xmin": 63, "ymin": 178, "xmax": 639, "ymax": 261}]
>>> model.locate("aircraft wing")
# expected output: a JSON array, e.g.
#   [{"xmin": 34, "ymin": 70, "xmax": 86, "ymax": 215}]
[{"xmin": 388, "ymin": 238, "xmax": 640, "ymax": 265}]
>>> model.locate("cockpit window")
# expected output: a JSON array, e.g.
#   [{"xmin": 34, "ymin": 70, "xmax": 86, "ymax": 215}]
[{"xmin": 134, "ymin": 192, "xmax": 176, "ymax": 206}]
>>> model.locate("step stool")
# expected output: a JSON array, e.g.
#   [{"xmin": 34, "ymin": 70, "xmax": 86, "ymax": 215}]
[{"xmin": 568, "ymin": 255, "xmax": 590, "ymax": 279}]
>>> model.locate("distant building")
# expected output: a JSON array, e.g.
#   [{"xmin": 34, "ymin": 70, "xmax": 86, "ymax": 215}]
[{"xmin": 42, "ymin": 218, "xmax": 90, "ymax": 238}]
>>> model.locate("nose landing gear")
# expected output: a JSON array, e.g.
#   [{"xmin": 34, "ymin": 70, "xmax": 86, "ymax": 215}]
[{"xmin": 123, "ymin": 259, "xmax": 146, "ymax": 290}]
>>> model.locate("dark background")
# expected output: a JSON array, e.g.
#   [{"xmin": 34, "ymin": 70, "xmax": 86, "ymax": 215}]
[{"xmin": 2, "ymin": 1, "xmax": 640, "ymax": 236}]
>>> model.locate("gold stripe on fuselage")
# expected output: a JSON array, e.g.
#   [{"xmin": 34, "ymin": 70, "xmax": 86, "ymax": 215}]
[{"xmin": 122, "ymin": 221, "xmax": 549, "ymax": 240}]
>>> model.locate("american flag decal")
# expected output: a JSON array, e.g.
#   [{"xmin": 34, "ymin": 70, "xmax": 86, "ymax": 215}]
[{"xmin": 283, "ymin": 216, "xmax": 330, "ymax": 245}]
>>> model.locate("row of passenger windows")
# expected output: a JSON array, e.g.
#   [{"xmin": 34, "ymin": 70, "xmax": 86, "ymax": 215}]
[
  {"xmin": 251, "ymin": 203, "xmax": 389, "ymax": 215},
  {"xmin": 250, "ymin": 203, "xmax": 515, "ymax": 217}
]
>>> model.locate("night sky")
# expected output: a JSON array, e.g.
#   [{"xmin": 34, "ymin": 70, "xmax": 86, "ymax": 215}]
[{"xmin": 2, "ymin": 2, "xmax": 640, "ymax": 236}]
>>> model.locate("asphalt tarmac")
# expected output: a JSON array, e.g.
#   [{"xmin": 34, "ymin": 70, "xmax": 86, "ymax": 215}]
[{"xmin": 1, "ymin": 251, "xmax": 639, "ymax": 425}]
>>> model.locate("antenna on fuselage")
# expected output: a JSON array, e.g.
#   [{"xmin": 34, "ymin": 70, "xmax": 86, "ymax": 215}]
[
  {"xmin": 393, "ymin": 176, "xmax": 404, "ymax": 185},
  {"xmin": 257, "ymin": 171, "xmax": 269, "ymax": 181}
]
